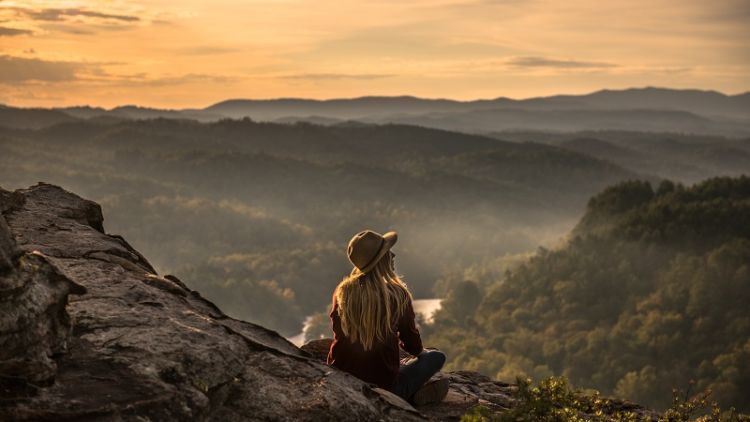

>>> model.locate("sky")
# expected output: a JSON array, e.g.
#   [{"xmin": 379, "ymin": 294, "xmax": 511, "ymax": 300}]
[{"xmin": 0, "ymin": 0, "xmax": 748, "ymax": 108}]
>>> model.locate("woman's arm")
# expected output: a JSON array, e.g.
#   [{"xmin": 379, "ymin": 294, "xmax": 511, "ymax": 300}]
[
  {"xmin": 329, "ymin": 294, "xmax": 343, "ymax": 339},
  {"xmin": 326, "ymin": 294, "xmax": 342, "ymax": 365},
  {"xmin": 397, "ymin": 299, "xmax": 423, "ymax": 356}
]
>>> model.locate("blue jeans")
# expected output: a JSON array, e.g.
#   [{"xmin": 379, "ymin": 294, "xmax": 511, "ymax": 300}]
[{"xmin": 391, "ymin": 350, "xmax": 446, "ymax": 401}]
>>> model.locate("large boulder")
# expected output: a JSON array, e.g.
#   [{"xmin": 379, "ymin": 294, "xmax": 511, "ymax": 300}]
[
  {"xmin": 0, "ymin": 189, "xmax": 86, "ymax": 388},
  {"xmin": 0, "ymin": 183, "xmax": 421, "ymax": 421}
]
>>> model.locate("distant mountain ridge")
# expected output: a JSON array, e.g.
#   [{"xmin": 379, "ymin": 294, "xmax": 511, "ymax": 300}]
[
  {"xmin": 2, "ymin": 87, "xmax": 749, "ymax": 136},
  {"xmin": 371, "ymin": 107, "xmax": 747, "ymax": 136},
  {"xmin": 206, "ymin": 87, "xmax": 750, "ymax": 120}
]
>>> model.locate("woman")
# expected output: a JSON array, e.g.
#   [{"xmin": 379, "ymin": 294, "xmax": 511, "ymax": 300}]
[{"xmin": 327, "ymin": 229, "xmax": 448, "ymax": 405}]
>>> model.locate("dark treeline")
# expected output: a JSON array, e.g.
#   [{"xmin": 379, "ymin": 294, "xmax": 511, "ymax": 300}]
[
  {"xmin": 491, "ymin": 130, "xmax": 750, "ymax": 184},
  {"xmin": 424, "ymin": 176, "xmax": 750, "ymax": 411}
]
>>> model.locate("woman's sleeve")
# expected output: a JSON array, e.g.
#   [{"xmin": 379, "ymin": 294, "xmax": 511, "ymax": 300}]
[
  {"xmin": 398, "ymin": 299, "xmax": 423, "ymax": 356},
  {"xmin": 327, "ymin": 294, "xmax": 342, "ymax": 366},
  {"xmin": 329, "ymin": 294, "xmax": 342, "ymax": 339}
]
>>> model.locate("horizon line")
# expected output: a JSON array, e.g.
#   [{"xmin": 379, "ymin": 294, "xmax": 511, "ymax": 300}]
[{"xmin": 2, "ymin": 85, "xmax": 748, "ymax": 111}]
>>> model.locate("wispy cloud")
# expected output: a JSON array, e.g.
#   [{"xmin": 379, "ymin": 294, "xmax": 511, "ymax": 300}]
[
  {"xmin": 135, "ymin": 73, "xmax": 241, "ymax": 86},
  {"xmin": 0, "ymin": 26, "xmax": 32, "ymax": 36},
  {"xmin": 279, "ymin": 73, "xmax": 395, "ymax": 81},
  {"xmin": 689, "ymin": 0, "xmax": 750, "ymax": 25},
  {"xmin": 0, "ymin": 54, "xmax": 239, "ymax": 87},
  {"xmin": 10, "ymin": 7, "xmax": 139, "ymax": 23},
  {"xmin": 0, "ymin": 55, "xmax": 86, "ymax": 83},
  {"xmin": 177, "ymin": 46, "xmax": 239, "ymax": 56},
  {"xmin": 38, "ymin": 21, "xmax": 136, "ymax": 35},
  {"xmin": 0, "ymin": 6, "xmax": 143, "ymax": 35},
  {"xmin": 38, "ymin": 23, "xmax": 95, "ymax": 35},
  {"xmin": 506, "ymin": 56, "xmax": 617, "ymax": 69}
]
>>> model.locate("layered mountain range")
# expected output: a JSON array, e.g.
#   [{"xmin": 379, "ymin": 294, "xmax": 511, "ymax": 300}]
[
  {"xmin": 1, "ymin": 97, "xmax": 750, "ymax": 336},
  {"xmin": 2, "ymin": 87, "xmax": 749, "ymax": 136}
]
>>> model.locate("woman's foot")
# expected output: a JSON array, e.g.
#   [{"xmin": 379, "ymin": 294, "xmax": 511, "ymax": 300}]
[{"xmin": 411, "ymin": 377, "xmax": 449, "ymax": 406}]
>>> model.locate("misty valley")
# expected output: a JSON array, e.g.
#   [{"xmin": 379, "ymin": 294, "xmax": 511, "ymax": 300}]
[{"xmin": 1, "ymin": 89, "xmax": 749, "ymax": 414}]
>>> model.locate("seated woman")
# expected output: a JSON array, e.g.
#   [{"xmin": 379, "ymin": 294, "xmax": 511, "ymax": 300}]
[{"xmin": 327, "ymin": 229, "xmax": 448, "ymax": 405}]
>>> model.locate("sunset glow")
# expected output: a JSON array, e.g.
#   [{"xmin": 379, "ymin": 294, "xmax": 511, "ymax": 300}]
[{"xmin": 1, "ymin": 0, "xmax": 748, "ymax": 107}]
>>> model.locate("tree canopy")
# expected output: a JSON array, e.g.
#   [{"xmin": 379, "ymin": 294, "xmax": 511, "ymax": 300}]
[{"xmin": 425, "ymin": 176, "xmax": 750, "ymax": 411}]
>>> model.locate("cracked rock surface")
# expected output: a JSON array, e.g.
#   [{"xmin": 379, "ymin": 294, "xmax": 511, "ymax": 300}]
[{"xmin": 0, "ymin": 183, "xmax": 423, "ymax": 421}]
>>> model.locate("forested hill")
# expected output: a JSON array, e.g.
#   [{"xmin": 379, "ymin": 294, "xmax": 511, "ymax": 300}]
[
  {"xmin": 0, "ymin": 118, "xmax": 638, "ymax": 335},
  {"xmin": 425, "ymin": 176, "xmax": 750, "ymax": 412},
  {"xmin": 574, "ymin": 178, "xmax": 750, "ymax": 247}
]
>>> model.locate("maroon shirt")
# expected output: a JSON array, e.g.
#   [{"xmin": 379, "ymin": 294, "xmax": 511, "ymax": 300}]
[{"xmin": 327, "ymin": 293, "xmax": 423, "ymax": 390}]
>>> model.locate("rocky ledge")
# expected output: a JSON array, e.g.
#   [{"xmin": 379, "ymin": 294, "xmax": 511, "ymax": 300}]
[
  {"xmin": 0, "ymin": 183, "xmax": 654, "ymax": 421},
  {"xmin": 300, "ymin": 339, "xmax": 516, "ymax": 420},
  {"xmin": 1, "ymin": 183, "xmax": 426, "ymax": 421}
]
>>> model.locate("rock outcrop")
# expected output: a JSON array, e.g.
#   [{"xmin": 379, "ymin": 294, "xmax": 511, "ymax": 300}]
[
  {"xmin": 0, "ymin": 183, "xmax": 422, "ymax": 421},
  {"xmin": 0, "ymin": 183, "xmax": 659, "ymax": 421},
  {"xmin": 0, "ymin": 188, "xmax": 86, "ymax": 389}
]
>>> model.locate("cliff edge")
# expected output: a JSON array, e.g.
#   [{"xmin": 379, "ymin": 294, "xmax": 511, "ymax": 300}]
[
  {"xmin": 0, "ymin": 183, "xmax": 424, "ymax": 421},
  {"xmin": 1, "ymin": 183, "xmax": 658, "ymax": 421}
]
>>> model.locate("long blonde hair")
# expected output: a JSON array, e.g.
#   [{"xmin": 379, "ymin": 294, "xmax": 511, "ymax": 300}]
[{"xmin": 334, "ymin": 253, "xmax": 412, "ymax": 351}]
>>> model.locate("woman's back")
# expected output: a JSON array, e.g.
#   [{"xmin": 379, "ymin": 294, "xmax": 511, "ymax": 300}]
[{"xmin": 327, "ymin": 289, "xmax": 422, "ymax": 389}]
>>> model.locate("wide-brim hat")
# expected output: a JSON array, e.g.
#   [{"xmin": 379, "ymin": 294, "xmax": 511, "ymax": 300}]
[{"xmin": 347, "ymin": 230, "xmax": 398, "ymax": 274}]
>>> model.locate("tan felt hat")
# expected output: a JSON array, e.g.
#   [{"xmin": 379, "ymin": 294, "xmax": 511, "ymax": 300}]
[{"xmin": 347, "ymin": 229, "xmax": 398, "ymax": 274}]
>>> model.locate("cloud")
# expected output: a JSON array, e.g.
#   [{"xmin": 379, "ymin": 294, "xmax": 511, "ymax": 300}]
[
  {"xmin": 38, "ymin": 23, "xmax": 95, "ymax": 35},
  {"xmin": 279, "ymin": 73, "xmax": 395, "ymax": 80},
  {"xmin": 178, "ymin": 46, "xmax": 239, "ymax": 56},
  {"xmin": 0, "ymin": 26, "xmax": 32, "ymax": 36},
  {"xmin": 505, "ymin": 56, "xmax": 617, "ymax": 69},
  {"xmin": 0, "ymin": 55, "xmax": 87, "ymax": 83},
  {"xmin": 1, "ymin": 6, "xmax": 142, "ymax": 35},
  {"xmin": 132, "ymin": 73, "xmax": 241, "ymax": 87},
  {"xmin": 691, "ymin": 0, "xmax": 750, "ymax": 25},
  {"xmin": 0, "ymin": 55, "xmax": 238, "ymax": 88},
  {"xmin": 13, "ymin": 7, "xmax": 139, "ymax": 23}
]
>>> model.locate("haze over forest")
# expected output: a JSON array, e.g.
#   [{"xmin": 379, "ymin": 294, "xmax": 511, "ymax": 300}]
[
  {"xmin": 2, "ymin": 0, "xmax": 750, "ymax": 415},
  {"xmin": 3, "ymin": 86, "xmax": 750, "ymax": 412}
]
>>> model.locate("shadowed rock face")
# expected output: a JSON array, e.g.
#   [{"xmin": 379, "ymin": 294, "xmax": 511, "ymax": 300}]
[
  {"xmin": 0, "ymin": 187, "xmax": 86, "ymax": 390},
  {"xmin": 0, "ymin": 183, "xmax": 422, "ymax": 421}
]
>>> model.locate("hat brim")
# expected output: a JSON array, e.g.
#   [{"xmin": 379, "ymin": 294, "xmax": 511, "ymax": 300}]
[{"xmin": 359, "ymin": 231, "xmax": 398, "ymax": 274}]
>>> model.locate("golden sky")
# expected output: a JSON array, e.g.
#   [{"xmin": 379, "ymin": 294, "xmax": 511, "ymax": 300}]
[{"xmin": 1, "ymin": 0, "xmax": 748, "ymax": 108}]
